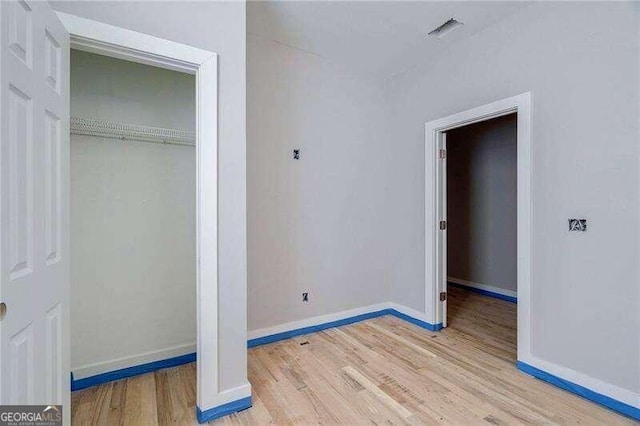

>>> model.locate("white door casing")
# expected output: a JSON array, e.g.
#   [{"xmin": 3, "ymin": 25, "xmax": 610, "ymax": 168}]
[
  {"xmin": 425, "ymin": 92, "xmax": 531, "ymax": 359},
  {"xmin": 437, "ymin": 132, "xmax": 447, "ymax": 327},
  {"xmin": 0, "ymin": 0, "xmax": 70, "ymax": 420},
  {"xmin": 53, "ymin": 11, "xmax": 249, "ymax": 413}
]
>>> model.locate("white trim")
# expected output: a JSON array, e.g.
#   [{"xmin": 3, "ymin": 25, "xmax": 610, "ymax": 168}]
[
  {"xmin": 248, "ymin": 303, "xmax": 390, "ymax": 340},
  {"xmin": 195, "ymin": 55, "xmax": 222, "ymax": 410},
  {"xmin": 521, "ymin": 354, "xmax": 640, "ymax": 408},
  {"xmin": 388, "ymin": 302, "xmax": 433, "ymax": 324},
  {"xmin": 447, "ymin": 277, "xmax": 517, "ymax": 299},
  {"xmin": 425, "ymin": 92, "xmax": 532, "ymax": 362},
  {"xmin": 248, "ymin": 302, "xmax": 439, "ymax": 342},
  {"xmin": 56, "ymin": 12, "xmax": 214, "ymax": 74},
  {"xmin": 71, "ymin": 343, "xmax": 196, "ymax": 380},
  {"xmin": 70, "ymin": 116, "xmax": 195, "ymax": 146},
  {"xmin": 56, "ymin": 13, "xmax": 239, "ymax": 412},
  {"xmin": 214, "ymin": 383, "xmax": 253, "ymax": 407}
]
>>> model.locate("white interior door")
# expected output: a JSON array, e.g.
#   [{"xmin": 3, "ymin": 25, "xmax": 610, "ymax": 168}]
[
  {"xmin": 437, "ymin": 132, "xmax": 448, "ymax": 327},
  {"xmin": 0, "ymin": 0, "xmax": 70, "ymax": 417}
]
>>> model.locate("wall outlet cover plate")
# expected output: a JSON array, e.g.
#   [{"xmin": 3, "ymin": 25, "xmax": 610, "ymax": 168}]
[{"xmin": 568, "ymin": 219, "xmax": 587, "ymax": 231}]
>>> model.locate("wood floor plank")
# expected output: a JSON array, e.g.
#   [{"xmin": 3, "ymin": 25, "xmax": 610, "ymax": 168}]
[
  {"xmin": 123, "ymin": 373, "xmax": 158, "ymax": 424},
  {"xmin": 342, "ymin": 365, "xmax": 413, "ymax": 418},
  {"xmin": 71, "ymin": 288, "xmax": 637, "ymax": 425}
]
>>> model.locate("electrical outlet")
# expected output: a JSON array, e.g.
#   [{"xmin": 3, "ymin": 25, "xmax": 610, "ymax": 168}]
[
  {"xmin": 293, "ymin": 149, "xmax": 300, "ymax": 160},
  {"xmin": 302, "ymin": 292, "xmax": 309, "ymax": 303}
]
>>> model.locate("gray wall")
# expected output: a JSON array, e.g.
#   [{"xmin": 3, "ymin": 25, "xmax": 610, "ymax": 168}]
[
  {"xmin": 52, "ymin": 0, "xmax": 247, "ymax": 392},
  {"xmin": 446, "ymin": 114, "xmax": 517, "ymax": 293},
  {"xmin": 70, "ymin": 51, "xmax": 196, "ymax": 375},
  {"xmin": 386, "ymin": 2, "xmax": 639, "ymax": 396},
  {"xmin": 70, "ymin": 50, "xmax": 195, "ymax": 131},
  {"xmin": 56, "ymin": 0, "xmax": 640, "ymax": 407},
  {"xmin": 247, "ymin": 34, "xmax": 392, "ymax": 331}
]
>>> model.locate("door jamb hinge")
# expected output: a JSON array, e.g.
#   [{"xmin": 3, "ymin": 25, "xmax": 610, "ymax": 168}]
[
  {"xmin": 439, "ymin": 148, "xmax": 446, "ymax": 159},
  {"xmin": 440, "ymin": 292, "xmax": 447, "ymax": 302},
  {"xmin": 439, "ymin": 220, "xmax": 447, "ymax": 230}
]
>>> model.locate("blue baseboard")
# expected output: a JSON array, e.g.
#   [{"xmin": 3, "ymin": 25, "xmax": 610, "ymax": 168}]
[
  {"xmin": 197, "ymin": 396, "xmax": 252, "ymax": 423},
  {"xmin": 248, "ymin": 308, "xmax": 442, "ymax": 348},
  {"xmin": 72, "ymin": 307, "xmax": 442, "ymax": 423},
  {"xmin": 388, "ymin": 309, "xmax": 443, "ymax": 331},
  {"xmin": 448, "ymin": 281, "xmax": 517, "ymax": 304},
  {"xmin": 71, "ymin": 352, "xmax": 196, "ymax": 391},
  {"xmin": 71, "ymin": 307, "xmax": 441, "ymax": 393},
  {"xmin": 517, "ymin": 361, "xmax": 639, "ymax": 421}
]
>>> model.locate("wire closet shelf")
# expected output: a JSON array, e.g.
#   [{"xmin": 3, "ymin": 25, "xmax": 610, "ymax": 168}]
[{"xmin": 70, "ymin": 116, "xmax": 195, "ymax": 147}]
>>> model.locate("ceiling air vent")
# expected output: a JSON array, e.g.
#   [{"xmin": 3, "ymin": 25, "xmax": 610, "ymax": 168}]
[{"xmin": 428, "ymin": 18, "xmax": 463, "ymax": 39}]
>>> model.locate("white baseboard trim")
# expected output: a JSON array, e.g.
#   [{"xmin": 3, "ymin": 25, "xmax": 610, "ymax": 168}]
[
  {"xmin": 214, "ymin": 383, "xmax": 253, "ymax": 407},
  {"xmin": 448, "ymin": 276, "xmax": 517, "ymax": 299},
  {"xmin": 389, "ymin": 302, "xmax": 433, "ymax": 324},
  {"xmin": 518, "ymin": 354, "xmax": 639, "ymax": 410},
  {"xmin": 72, "ymin": 342, "xmax": 196, "ymax": 379},
  {"xmin": 248, "ymin": 301, "xmax": 444, "ymax": 348},
  {"xmin": 197, "ymin": 383, "xmax": 253, "ymax": 423},
  {"xmin": 248, "ymin": 302, "xmax": 391, "ymax": 341}
]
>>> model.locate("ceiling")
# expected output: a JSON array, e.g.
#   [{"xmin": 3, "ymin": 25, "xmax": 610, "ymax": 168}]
[{"xmin": 248, "ymin": 1, "xmax": 531, "ymax": 81}]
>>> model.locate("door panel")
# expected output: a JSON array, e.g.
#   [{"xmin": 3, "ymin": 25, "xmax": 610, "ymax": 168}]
[
  {"xmin": 8, "ymin": 1, "xmax": 33, "ymax": 68},
  {"xmin": 45, "ymin": 302, "xmax": 62, "ymax": 403},
  {"xmin": 1, "ymin": 0, "xmax": 70, "ymax": 418},
  {"xmin": 44, "ymin": 110, "xmax": 61, "ymax": 265},
  {"xmin": 7, "ymin": 83, "xmax": 33, "ymax": 280},
  {"xmin": 9, "ymin": 323, "xmax": 33, "ymax": 403}
]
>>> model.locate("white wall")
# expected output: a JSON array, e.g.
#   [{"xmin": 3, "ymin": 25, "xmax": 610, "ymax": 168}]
[
  {"xmin": 70, "ymin": 51, "xmax": 195, "ymax": 376},
  {"xmin": 247, "ymin": 35, "xmax": 392, "ymax": 331},
  {"xmin": 52, "ymin": 0, "xmax": 248, "ymax": 394},
  {"xmin": 387, "ymin": 2, "xmax": 639, "ymax": 400},
  {"xmin": 446, "ymin": 114, "xmax": 517, "ymax": 293}
]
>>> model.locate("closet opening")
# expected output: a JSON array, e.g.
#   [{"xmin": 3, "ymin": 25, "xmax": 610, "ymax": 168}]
[
  {"xmin": 69, "ymin": 49, "xmax": 197, "ymax": 416},
  {"xmin": 443, "ymin": 113, "xmax": 517, "ymax": 362}
]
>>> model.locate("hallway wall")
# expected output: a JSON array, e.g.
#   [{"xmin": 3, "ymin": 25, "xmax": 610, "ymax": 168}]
[{"xmin": 446, "ymin": 114, "xmax": 517, "ymax": 294}]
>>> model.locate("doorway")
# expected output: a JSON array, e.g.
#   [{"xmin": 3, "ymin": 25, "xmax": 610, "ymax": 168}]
[
  {"xmin": 425, "ymin": 92, "xmax": 532, "ymax": 364},
  {"xmin": 443, "ymin": 113, "xmax": 517, "ymax": 359},
  {"xmin": 69, "ymin": 49, "xmax": 196, "ymax": 388},
  {"xmin": 55, "ymin": 11, "xmax": 225, "ymax": 415}
]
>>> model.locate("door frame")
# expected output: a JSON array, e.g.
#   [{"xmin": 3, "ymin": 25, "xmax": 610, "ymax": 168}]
[
  {"xmin": 56, "ymin": 12, "xmax": 221, "ymax": 411},
  {"xmin": 424, "ymin": 92, "xmax": 532, "ymax": 362}
]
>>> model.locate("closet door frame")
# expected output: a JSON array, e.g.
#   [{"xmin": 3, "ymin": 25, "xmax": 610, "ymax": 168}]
[{"xmin": 55, "ymin": 12, "xmax": 245, "ymax": 417}]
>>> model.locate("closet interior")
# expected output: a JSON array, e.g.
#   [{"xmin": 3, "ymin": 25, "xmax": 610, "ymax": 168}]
[{"xmin": 69, "ymin": 50, "xmax": 197, "ymax": 381}]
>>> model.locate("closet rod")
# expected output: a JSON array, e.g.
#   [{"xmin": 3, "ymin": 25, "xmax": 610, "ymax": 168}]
[{"xmin": 70, "ymin": 116, "xmax": 195, "ymax": 147}]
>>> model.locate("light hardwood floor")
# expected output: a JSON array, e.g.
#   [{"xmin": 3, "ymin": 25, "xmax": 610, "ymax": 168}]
[{"xmin": 71, "ymin": 287, "xmax": 636, "ymax": 425}]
